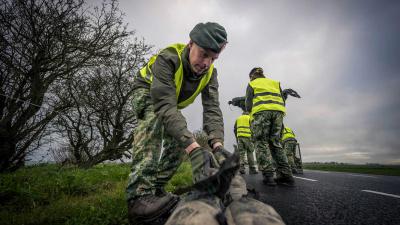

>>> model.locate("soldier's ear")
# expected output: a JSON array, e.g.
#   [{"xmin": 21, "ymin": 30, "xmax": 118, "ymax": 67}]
[{"xmin": 188, "ymin": 40, "xmax": 194, "ymax": 49}]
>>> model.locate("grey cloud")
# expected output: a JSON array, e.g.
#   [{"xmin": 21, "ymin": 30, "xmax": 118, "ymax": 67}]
[{"xmin": 118, "ymin": 0, "xmax": 400, "ymax": 164}]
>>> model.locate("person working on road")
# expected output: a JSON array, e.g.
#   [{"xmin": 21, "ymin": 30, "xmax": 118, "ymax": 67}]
[
  {"xmin": 245, "ymin": 67, "xmax": 295, "ymax": 186},
  {"xmin": 126, "ymin": 22, "xmax": 232, "ymax": 224},
  {"xmin": 282, "ymin": 125, "xmax": 303, "ymax": 174},
  {"xmin": 234, "ymin": 111, "xmax": 258, "ymax": 174}
]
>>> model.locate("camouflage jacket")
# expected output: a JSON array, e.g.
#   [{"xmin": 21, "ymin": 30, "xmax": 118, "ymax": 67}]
[{"xmin": 133, "ymin": 45, "xmax": 224, "ymax": 148}]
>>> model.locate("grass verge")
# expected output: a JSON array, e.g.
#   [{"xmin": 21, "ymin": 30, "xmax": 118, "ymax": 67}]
[
  {"xmin": 303, "ymin": 163, "xmax": 400, "ymax": 176},
  {"xmin": 0, "ymin": 162, "xmax": 192, "ymax": 225}
]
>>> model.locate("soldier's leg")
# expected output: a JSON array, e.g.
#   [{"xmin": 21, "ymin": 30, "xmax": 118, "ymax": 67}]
[
  {"xmin": 237, "ymin": 138, "xmax": 247, "ymax": 174},
  {"xmin": 127, "ymin": 90, "xmax": 180, "ymax": 224},
  {"xmin": 251, "ymin": 112, "xmax": 275, "ymax": 185},
  {"xmin": 126, "ymin": 88, "xmax": 163, "ymax": 200},
  {"xmin": 269, "ymin": 111, "xmax": 294, "ymax": 185},
  {"xmin": 293, "ymin": 143, "xmax": 303, "ymax": 173},
  {"xmin": 154, "ymin": 131, "xmax": 185, "ymax": 193},
  {"xmin": 284, "ymin": 141, "xmax": 296, "ymax": 170},
  {"xmin": 294, "ymin": 155, "xmax": 303, "ymax": 169},
  {"xmin": 290, "ymin": 141, "xmax": 300, "ymax": 173},
  {"xmin": 243, "ymin": 137, "xmax": 257, "ymax": 173}
]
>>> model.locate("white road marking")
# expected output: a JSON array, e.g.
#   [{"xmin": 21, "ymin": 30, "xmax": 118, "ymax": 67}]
[
  {"xmin": 348, "ymin": 174, "xmax": 377, "ymax": 178},
  {"xmin": 361, "ymin": 190, "xmax": 400, "ymax": 199},
  {"xmin": 293, "ymin": 176, "xmax": 318, "ymax": 182}
]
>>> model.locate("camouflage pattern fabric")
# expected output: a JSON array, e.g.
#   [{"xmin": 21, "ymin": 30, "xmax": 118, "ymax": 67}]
[
  {"xmin": 283, "ymin": 140, "xmax": 297, "ymax": 170},
  {"xmin": 154, "ymin": 132, "xmax": 186, "ymax": 190},
  {"xmin": 165, "ymin": 197, "xmax": 222, "ymax": 225},
  {"xmin": 227, "ymin": 174, "xmax": 248, "ymax": 201},
  {"xmin": 225, "ymin": 197, "xmax": 285, "ymax": 225},
  {"xmin": 294, "ymin": 153, "xmax": 303, "ymax": 170},
  {"xmin": 251, "ymin": 111, "xmax": 292, "ymax": 177},
  {"xmin": 126, "ymin": 88, "xmax": 185, "ymax": 200},
  {"xmin": 237, "ymin": 137, "xmax": 257, "ymax": 171},
  {"xmin": 165, "ymin": 173, "xmax": 285, "ymax": 225}
]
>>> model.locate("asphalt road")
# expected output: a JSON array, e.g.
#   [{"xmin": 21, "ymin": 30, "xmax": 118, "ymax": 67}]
[{"xmin": 243, "ymin": 170, "xmax": 400, "ymax": 225}]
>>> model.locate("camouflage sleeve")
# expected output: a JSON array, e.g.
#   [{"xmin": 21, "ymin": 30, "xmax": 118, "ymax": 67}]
[
  {"xmin": 245, "ymin": 84, "xmax": 253, "ymax": 113},
  {"xmin": 151, "ymin": 50, "xmax": 195, "ymax": 148},
  {"xmin": 201, "ymin": 69, "xmax": 224, "ymax": 147}
]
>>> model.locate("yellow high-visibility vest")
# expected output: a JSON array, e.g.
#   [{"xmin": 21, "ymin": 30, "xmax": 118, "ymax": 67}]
[
  {"xmin": 236, "ymin": 114, "xmax": 251, "ymax": 137},
  {"xmin": 139, "ymin": 43, "xmax": 214, "ymax": 109},
  {"xmin": 249, "ymin": 77, "xmax": 286, "ymax": 116},
  {"xmin": 282, "ymin": 127, "xmax": 296, "ymax": 141}
]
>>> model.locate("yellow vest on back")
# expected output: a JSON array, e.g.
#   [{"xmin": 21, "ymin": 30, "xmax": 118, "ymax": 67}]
[
  {"xmin": 282, "ymin": 127, "xmax": 296, "ymax": 141},
  {"xmin": 249, "ymin": 77, "xmax": 286, "ymax": 116},
  {"xmin": 236, "ymin": 114, "xmax": 251, "ymax": 137},
  {"xmin": 139, "ymin": 43, "xmax": 214, "ymax": 109}
]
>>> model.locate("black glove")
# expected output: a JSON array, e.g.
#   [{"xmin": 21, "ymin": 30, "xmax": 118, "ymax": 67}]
[
  {"xmin": 193, "ymin": 152, "xmax": 240, "ymax": 199},
  {"xmin": 212, "ymin": 146, "xmax": 232, "ymax": 165},
  {"xmin": 282, "ymin": 88, "xmax": 301, "ymax": 101},
  {"xmin": 189, "ymin": 147, "xmax": 220, "ymax": 184}
]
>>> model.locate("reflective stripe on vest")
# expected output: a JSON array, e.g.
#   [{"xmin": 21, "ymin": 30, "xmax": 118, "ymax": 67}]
[
  {"xmin": 139, "ymin": 43, "xmax": 214, "ymax": 109},
  {"xmin": 282, "ymin": 127, "xmax": 296, "ymax": 141},
  {"xmin": 249, "ymin": 77, "xmax": 286, "ymax": 116},
  {"xmin": 236, "ymin": 114, "xmax": 251, "ymax": 137}
]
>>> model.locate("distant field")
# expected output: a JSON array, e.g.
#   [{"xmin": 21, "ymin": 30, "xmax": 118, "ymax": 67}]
[
  {"xmin": 0, "ymin": 162, "xmax": 192, "ymax": 225},
  {"xmin": 303, "ymin": 163, "xmax": 400, "ymax": 176}
]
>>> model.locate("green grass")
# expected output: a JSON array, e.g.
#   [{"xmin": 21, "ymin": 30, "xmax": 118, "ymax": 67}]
[
  {"xmin": 303, "ymin": 163, "xmax": 400, "ymax": 176},
  {"xmin": 0, "ymin": 162, "xmax": 192, "ymax": 225},
  {"xmin": 165, "ymin": 161, "xmax": 193, "ymax": 193}
]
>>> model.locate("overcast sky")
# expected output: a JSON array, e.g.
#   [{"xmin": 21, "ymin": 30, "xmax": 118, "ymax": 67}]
[{"xmin": 116, "ymin": 0, "xmax": 400, "ymax": 164}]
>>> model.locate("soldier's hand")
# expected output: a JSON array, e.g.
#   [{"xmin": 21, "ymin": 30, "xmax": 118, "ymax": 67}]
[
  {"xmin": 212, "ymin": 146, "xmax": 232, "ymax": 165},
  {"xmin": 189, "ymin": 147, "xmax": 220, "ymax": 184}
]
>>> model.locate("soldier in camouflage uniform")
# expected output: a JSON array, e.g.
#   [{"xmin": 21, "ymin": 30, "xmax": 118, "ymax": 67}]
[
  {"xmin": 234, "ymin": 112, "xmax": 258, "ymax": 174},
  {"xmin": 126, "ymin": 22, "xmax": 233, "ymax": 224},
  {"xmin": 281, "ymin": 125, "xmax": 303, "ymax": 174},
  {"xmin": 165, "ymin": 174, "xmax": 285, "ymax": 225},
  {"xmin": 245, "ymin": 67, "xmax": 294, "ymax": 186}
]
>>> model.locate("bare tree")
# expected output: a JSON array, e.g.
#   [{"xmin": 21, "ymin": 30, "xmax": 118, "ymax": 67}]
[
  {"xmin": 0, "ymin": 0, "xmax": 130, "ymax": 172},
  {"xmin": 53, "ymin": 39, "xmax": 151, "ymax": 168}
]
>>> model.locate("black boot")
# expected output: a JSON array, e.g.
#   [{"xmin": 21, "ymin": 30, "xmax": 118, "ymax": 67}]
[
  {"xmin": 296, "ymin": 168, "xmax": 304, "ymax": 174},
  {"xmin": 249, "ymin": 168, "xmax": 258, "ymax": 174},
  {"xmin": 239, "ymin": 164, "xmax": 246, "ymax": 174},
  {"xmin": 154, "ymin": 187, "xmax": 178, "ymax": 198},
  {"xmin": 128, "ymin": 194, "xmax": 179, "ymax": 225},
  {"xmin": 275, "ymin": 175, "xmax": 295, "ymax": 187},
  {"xmin": 262, "ymin": 175, "xmax": 277, "ymax": 186}
]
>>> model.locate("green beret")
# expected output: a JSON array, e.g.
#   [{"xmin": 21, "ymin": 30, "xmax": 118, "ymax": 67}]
[{"xmin": 189, "ymin": 22, "xmax": 227, "ymax": 53}]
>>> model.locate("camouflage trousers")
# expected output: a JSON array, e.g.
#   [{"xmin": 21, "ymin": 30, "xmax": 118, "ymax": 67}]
[
  {"xmin": 294, "ymin": 153, "xmax": 303, "ymax": 170},
  {"xmin": 236, "ymin": 137, "xmax": 257, "ymax": 171},
  {"xmin": 126, "ymin": 88, "xmax": 185, "ymax": 200},
  {"xmin": 283, "ymin": 139, "xmax": 297, "ymax": 170},
  {"xmin": 251, "ymin": 111, "xmax": 292, "ymax": 177}
]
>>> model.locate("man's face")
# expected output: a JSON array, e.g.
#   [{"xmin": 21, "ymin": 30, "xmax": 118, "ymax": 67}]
[{"xmin": 188, "ymin": 41, "xmax": 221, "ymax": 75}]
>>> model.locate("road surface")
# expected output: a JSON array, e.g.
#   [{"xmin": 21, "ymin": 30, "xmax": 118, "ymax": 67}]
[{"xmin": 243, "ymin": 170, "xmax": 400, "ymax": 225}]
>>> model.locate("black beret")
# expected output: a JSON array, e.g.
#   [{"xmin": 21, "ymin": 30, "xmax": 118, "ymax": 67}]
[{"xmin": 189, "ymin": 22, "xmax": 227, "ymax": 53}]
